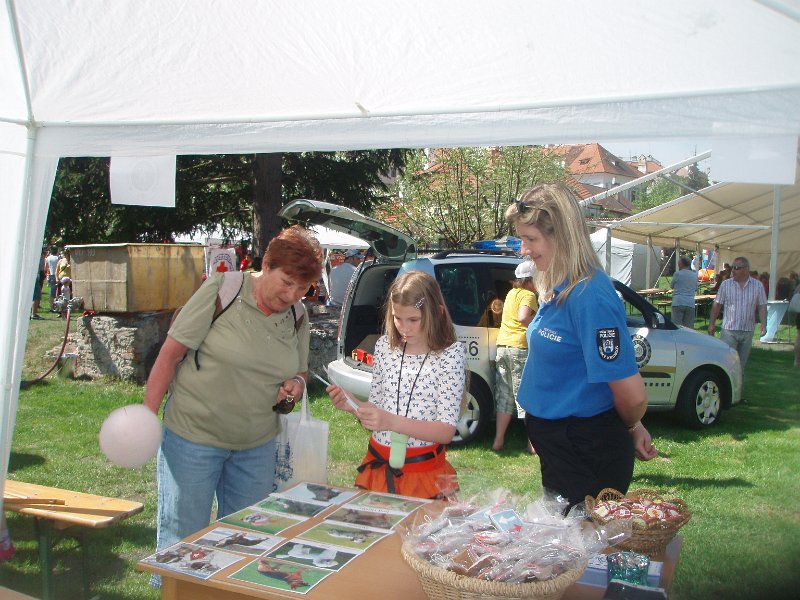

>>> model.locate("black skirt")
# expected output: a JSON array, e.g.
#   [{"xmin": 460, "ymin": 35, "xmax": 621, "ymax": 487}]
[{"xmin": 525, "ymin": 409, "xmax": 634, "ymax": 512}]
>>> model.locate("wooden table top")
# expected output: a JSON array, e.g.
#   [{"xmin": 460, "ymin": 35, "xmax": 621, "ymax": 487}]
[{"xmin": 4, "ymin": 479, "xmax": 143, "ymax": 529}]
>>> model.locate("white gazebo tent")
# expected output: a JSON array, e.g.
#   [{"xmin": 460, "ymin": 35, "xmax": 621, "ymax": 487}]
[
  {"xmin": 601, "ymin": 176, "xmax": 800, "ymax": 285},
  {"xmin": 3, "ymin": 0, "xmax": 800, "ymax": 494}
]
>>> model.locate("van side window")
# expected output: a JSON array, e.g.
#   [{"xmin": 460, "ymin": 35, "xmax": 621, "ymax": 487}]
[{"xmin": 437, "ymin": 266, "xmax": 482, "ymax": 326}]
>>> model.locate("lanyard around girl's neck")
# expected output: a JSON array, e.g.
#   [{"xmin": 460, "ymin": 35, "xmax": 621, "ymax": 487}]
[{"xmin": 395, "ymin": 342, "xmax": 430, "ymax": 418}]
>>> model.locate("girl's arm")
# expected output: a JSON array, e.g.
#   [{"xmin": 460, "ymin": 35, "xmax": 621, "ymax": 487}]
[{"xmin": 354, "ymin": 407, "xmax": 456, "ymax": 444}]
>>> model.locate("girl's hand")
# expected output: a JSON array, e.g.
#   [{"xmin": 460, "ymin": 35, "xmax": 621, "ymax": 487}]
[
  {"xmin": 326, "ymin": 385, "xmax": 359, "ymax": 414},
  {"xmin": 354, "ymin": 403, "xmax": 393, "ymax": 432}
]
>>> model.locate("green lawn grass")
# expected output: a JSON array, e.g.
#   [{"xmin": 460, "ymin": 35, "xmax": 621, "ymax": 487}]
[{"xmin": 2, "ymin": 296, "xmax": 799, "ymax": 599}]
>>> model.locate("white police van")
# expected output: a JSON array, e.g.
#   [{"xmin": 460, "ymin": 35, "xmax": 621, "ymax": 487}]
[{"xmin": 280, "ymin": 199, "xmax": 742, "ymax": 445}]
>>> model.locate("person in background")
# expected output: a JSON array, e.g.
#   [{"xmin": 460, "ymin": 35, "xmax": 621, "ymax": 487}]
[
  {"xmin": 327, "ymin": 249, "xmax": 362, "ymax": 307},
  {"xmin": 506, "ymin": 183, "xmax": 657, "ymax": 512},
  {"xmin": 31, "ymin": 248, "xmax": 46, "ymax": 319},
  {"xmin": 0, "ymin": 513, "xmax": 15, "ymax": 561},
  {"xmin": 56, "ymin": 250, "xmax": 71, "ymax": 294},
  {"xmin": 671, "ymin": 255, "xmax": 699, "ymax": 328},
  {"xmin": 492, "ymin": 260, "xmax": 538, "ymax": 452},
  {"xmin": 45, "ymin": 245, "xmax": 60, "ymax": 306},
  {"xmin": 240, "ymin": 252, "xmax": 253, "ymax": 272},
  {"xmin": 758, "ymin": 272, "xmax": 770, "ymax": 297},
  {"xmin": 710, "ymin": 263, "xmax": 731, "ymax": 294},
  {"xmin": 690, "ymin": 254, "xmax": 700, "ymax": 272},
  {"xmin": 325, "ymin": 271, "xmax": 466, "ymax": 499},
  {"xmin": 790, "ymin": 275, "xmax": 800, "ymax": 368},
  {"xmin": 708, "ymin": 256, "xmax": 767, "ymax": 376},
  {"xmin": 143, "ymin": 225, "xmax": 322, "ymax": 587},
  {"xmin": 788, "ymin": 271, "xmax": 799, "ymax": 294}
]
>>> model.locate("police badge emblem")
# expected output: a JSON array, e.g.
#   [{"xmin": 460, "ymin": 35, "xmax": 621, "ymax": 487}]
[{"xmin": 596, "ymin": 328, "xmax": 620, "ymax": 361}]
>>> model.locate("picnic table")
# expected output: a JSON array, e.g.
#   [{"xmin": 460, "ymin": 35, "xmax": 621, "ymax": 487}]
[
  {"xmin": 637, "ymin": 288, "xmax": 670, "ymax": 299},
  {"xmin": 3, "ymin": 479, "xmax": 143, "ymax": 600}
]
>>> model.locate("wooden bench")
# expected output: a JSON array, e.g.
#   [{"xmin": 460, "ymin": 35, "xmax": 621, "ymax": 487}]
[{"xmin": 3, "ymin": 479, "xmax": 144, "ymax": 600}]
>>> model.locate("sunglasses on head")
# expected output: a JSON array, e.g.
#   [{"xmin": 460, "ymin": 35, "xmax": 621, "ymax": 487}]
[
  {"xmin": 273, "ymin": 395, "xmax": 296, "ymax": 414},
  {"xmin": 514, "ymin": 199, "xmax": 548, "ymax": 216}
]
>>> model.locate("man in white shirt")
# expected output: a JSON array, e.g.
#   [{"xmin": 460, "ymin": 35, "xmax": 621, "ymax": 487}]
[
  {"xmin": 327, "ymin": 249, "xmax": 362, "ymax": 307},
  {"xmin": 708, "ymin": 256, "xmax": 767, "ymax": 373},
  {"xmin": 45, "ymin": 246, "xmax": 60, "ymax": 304}
]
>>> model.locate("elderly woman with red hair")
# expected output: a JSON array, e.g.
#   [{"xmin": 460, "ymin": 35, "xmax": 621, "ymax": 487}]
[{"xmin": 143, "ymin": 226, "xmax": 322, "ymax": 585}]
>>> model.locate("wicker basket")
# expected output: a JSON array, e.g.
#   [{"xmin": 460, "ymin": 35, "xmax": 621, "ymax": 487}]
[
  {"xmin": 585, "ymin": 488, "xmax": 691, "ymax": 557},
  {"xmin": 401, "ymin": 542, "xmax": 587, "ymax": 600}
]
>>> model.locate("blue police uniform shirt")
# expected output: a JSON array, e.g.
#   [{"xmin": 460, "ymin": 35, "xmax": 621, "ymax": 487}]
[{"xmin": 517, "ymin": 268, "xmax": 638, "ymax": 420}]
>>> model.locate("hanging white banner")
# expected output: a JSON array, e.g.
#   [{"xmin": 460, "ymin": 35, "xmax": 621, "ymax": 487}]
[
  {"xmin": 110, "ymin": 155, "xmax": 176, "ymax": 207},
  {"xmin": 712, "ymin": 137, "xmax": 798, "ymax": 185}
]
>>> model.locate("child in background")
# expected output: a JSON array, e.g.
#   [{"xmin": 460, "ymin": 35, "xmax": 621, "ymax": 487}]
[{"xmin": 325, "ymin": 271, "xmax": 466, "ymax": 499}]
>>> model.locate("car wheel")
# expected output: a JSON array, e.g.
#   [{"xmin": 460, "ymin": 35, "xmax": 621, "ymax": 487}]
[
  {"xmin": 449, "ymin": 378, "xmax": 492, "ymax": 447},
  {"xmin": 676, "ymin": 369, "xmax": 723, "ymax": 429}
]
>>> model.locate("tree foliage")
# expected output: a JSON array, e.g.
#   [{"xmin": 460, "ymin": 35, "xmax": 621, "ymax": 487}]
[
  {"xmin": 46, "ymin": 150, "xmax": 404, "ymax": 249},
  {"xmin": 631, "ymin": 165, "xmax": 710, "ymax": 214},
  {"xmin": 376, "ymin": 147, "xmax": 566, "ymax": 248}
]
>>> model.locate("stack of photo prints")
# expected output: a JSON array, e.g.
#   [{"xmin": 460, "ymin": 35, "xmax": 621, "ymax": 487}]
[{"xmin": 140, "ymin": 482, "xmax": 430, "ymax": 594}]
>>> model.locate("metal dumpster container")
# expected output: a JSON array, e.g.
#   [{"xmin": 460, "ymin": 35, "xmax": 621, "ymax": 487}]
[{"xmin": 67, "ymin": 243, "xmax": 204, "ymax": 313}]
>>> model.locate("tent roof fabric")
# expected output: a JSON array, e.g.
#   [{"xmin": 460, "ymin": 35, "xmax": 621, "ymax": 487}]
[{"xmin": 3, "ymin": 1, "xmax": 800, "ymax": 155}]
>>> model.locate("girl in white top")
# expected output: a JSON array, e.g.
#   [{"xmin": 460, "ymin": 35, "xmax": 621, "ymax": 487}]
[{"xmin": 326, "ymin": 270, "xmax": 466, "ymax": 498}]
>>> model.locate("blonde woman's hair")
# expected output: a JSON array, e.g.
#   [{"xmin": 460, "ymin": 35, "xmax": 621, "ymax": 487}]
[
  {"xmin": 384, "ymin": 271, "xmax": 457, "ymax": 351},
  {"xmin": 505, "ymin": 183, "xmax": 600, "ymax": 304}
]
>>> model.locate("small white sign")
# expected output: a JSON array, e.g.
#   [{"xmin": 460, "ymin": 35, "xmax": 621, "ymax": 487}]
[{"xmin": 110, "ymin": 155, "xmax": 176, "ymax": 207}]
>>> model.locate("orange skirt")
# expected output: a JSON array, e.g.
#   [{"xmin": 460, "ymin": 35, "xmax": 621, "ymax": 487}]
[{"xmin": 354, "ymin": 438, "xmax": 458, "ymax": 499}]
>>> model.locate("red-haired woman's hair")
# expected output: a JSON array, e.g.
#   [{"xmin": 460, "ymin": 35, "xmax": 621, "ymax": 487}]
[{"xmin": 262, "ymin": 225, "xmax": 323, "ymax": 283}]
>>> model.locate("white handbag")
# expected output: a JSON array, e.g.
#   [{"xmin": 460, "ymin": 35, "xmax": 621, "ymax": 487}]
[{"xmin": 273, "ymin": 388, "xmax": 329, "ymax": 491}]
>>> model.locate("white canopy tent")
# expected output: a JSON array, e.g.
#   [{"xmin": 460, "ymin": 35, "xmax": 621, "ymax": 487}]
[
  {"xmin": 601, "ymin": 176, "xmax": 800, "ymax": 278},
  {"xmin": 590, "ymin": 230, "xmax": 662, "ymax": 290},
  {"xmin": 3, "ymin": 0, "xmax": 800, "ymax": 491}
]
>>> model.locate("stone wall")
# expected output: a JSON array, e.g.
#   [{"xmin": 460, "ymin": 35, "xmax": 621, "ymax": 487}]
[
  {"xmin": 62, "ymin": 303, "xmax": 341, "ymax": 384},
  {"xmin": 71, "ymin": 312, "xmax": 173, "ymax": 383}
]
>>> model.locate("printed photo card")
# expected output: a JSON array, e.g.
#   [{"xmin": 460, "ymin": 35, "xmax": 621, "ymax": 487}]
[
  {"xmin": 228, "ymin": 557, "xmax": 333, "ymax": 594},
  {"xmin": 187, "ymin": 526, "xmax": 284, "ymax": 556},
  {"xmin": 140, "ymin": 542, "xmax": 244, "ymax": 580}
]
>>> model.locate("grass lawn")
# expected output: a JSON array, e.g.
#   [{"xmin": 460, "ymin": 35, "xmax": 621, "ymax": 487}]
[{"xmin": 2, "ymin": 298, "xmax": 799, "ymax": 599}]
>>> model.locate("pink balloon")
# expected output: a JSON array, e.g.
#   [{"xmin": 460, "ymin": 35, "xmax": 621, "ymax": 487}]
[{"xmin": 99, "ymin": 404, "xmax": 162, "ymax": 468}]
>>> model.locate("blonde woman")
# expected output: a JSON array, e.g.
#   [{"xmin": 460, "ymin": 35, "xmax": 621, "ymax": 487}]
[{"xmin": 507, "ymin": 183, "xmax": 657, "ymax": 511}]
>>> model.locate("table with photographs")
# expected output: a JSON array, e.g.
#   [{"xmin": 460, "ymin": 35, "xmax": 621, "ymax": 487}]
[{"xmin": 137, "ymin": 482, "xmax": 681, "ymax": 600}]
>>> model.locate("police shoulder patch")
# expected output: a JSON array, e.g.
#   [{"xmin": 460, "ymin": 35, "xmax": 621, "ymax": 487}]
[{"xmin": 596, "ymin": 328, "xmax": 620, "ymax": 361}]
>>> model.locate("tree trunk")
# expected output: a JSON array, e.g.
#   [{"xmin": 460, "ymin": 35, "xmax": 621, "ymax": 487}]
[{"xmin": 252, "ymin": 153, "xmax": 283, "ymax": 263}]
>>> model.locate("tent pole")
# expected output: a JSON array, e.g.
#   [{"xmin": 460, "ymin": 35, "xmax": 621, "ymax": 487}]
[
  {"xmin": 646, "ymin": 235, "xmax": 653, "ymax": 288},
  {"xmin": 1, "ymin": 124, "xmax": 37, "ymax": 510},
  {"xmin": 769, "ymin": 186, "xmax": 781, "ymax": 301},
  {"xmin": 674, "ymin": 238, "xmax": 680, "ymax": 277}
]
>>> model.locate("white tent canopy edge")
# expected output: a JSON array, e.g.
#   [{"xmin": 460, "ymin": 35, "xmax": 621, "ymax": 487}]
[{"xmin": 3, "ymin": 0, "xmax": 800, "ymax": 493}]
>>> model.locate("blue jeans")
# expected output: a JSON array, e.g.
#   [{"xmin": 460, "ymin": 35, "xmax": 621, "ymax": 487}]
[{"xmin": 151, "ymin": 427, "xmax": 276, "ymax": 585}]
